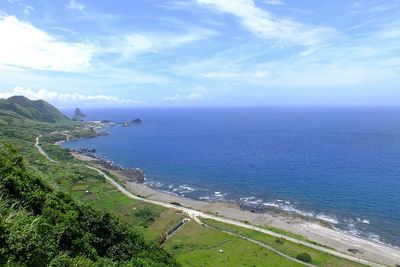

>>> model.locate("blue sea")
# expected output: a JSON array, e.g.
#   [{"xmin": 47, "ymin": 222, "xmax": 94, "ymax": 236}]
[{"xmin": 61, "ymin": 107, "xmax": 400, "ymax": 247}]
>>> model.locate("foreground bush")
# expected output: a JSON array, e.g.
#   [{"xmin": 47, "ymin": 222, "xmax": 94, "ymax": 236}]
[{"xmin": 0, "ymin": 143, "xmax": 180, "ymax": 267}]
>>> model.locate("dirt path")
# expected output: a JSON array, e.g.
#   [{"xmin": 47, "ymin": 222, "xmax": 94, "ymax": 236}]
[{"xmin": 35, "ymin": 135, "xmax": 55, "ymax": 162}]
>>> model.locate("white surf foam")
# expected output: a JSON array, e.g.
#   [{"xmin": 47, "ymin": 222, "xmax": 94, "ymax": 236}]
[{"xmin": 316, "ymin": 214, "xmax": 339, "ymax": 224}]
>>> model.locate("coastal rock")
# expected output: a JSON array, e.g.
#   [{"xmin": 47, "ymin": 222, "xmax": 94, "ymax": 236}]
[
  {"xmin": 121, "ymin": 168, "xmax": 145, "ymax": 183},
  {"xmin": 74, "ymin": 108, "xmax": 86, "ymax": 117},
  {"xmin": 73, "ymin": 150, "xmax": 145, "ymax": 183},
  {"xmin": 77, "ymin": 147, "xmax": 96, "ymax": 154},
  {"xmin": 121, "ymin": 118, "xmax": 142, "ymax": 127},
  {"xmin": 72, "ymin": 108, "xmax": 86, "ymax": 121},
  {"xmin": 131, "ymin": 118, "xmax": 142, "ymax": 124}
]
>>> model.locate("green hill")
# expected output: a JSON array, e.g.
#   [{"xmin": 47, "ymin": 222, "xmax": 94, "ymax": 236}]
[
  {"xmin": 0, "ymin": 143, "xmax": 179, "ymax": 267},
  {"xmin": 0, "ymin": 96, "xmax": 68, "ymax": 123}
]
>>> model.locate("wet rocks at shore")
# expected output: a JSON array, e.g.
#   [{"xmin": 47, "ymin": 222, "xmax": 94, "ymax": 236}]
[
  {"xmin": 70, "ymin": 148, "xmax": 145, "ymax": 183},
  {"xmin": 75, "ymin": 147, "xmax": 96, "ymax": 153}
]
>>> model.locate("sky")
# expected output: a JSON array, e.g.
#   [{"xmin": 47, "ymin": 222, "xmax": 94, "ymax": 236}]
[{"xmin": 0, "ymin": 0, "xmax": 399, "ymax": 107}]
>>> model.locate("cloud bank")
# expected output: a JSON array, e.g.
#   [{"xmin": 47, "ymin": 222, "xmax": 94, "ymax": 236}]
[
  {"xmin": 196, "ymin": 0, "xmax": 335, "ymax": 46},
  {"xmin": 0, "ymin": 87, "xmax": 141, "ymax": 106},
  {"xmin": 0, "ymin": 15, "xmax": 97, "ymax": 72}
]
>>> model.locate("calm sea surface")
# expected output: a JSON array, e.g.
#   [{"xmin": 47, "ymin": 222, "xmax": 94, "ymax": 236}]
[{"xmin": 61, "ymin": 107, "xmax": 400, "ymax": 247}]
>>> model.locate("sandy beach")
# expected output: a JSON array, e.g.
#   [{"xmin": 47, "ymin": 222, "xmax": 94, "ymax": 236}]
[{"xmin": 72, "ymin": 153, "xmax": 400, "ymax": 266}]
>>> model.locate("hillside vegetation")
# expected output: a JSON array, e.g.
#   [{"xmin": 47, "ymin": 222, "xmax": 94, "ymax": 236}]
[
  {"xmin": 0, "ymin": 96, "xmax": 68, "ymax": 123},
  {"xmin": 0, "ymin": 96, "xmax": 179, "ymax": 266},
  {"xmin": 0, "ymin": 143, "xmax": 179, "ymax": 267}
]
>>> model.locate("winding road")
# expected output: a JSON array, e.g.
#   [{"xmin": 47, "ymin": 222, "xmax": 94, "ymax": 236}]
[
  {"xmin": 35, "ymin": 135, "xmax": 388, "ymax": 267},
  {"xmin": 35, "ymin": 135, "xmax": 55, "ymax": 162}
]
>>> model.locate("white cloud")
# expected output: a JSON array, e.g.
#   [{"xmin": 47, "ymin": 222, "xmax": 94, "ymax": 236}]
[
  {"xmin": 201, "ymin": 70, "xmax": 269, "ymax": 79},
  {"xmin": 201, "ymin": 71, "xmax": 238, "ymax": 78},
  {"xmin": 375, "ymin": 23, "xmax": 400, "ymax": 40},
  {"xmin": 163, "ymin": 92, "xmax": 204, "ymax": 102},
  {"xmin": 299, "ymin": 47, "xmax": 317, "ymax": 56},
  {"xmin": 196, "ymin": 0, "xmax": 335, "ymax": 46},
  {"xmin": 0, "ymin": 15, "xmax": 97, "ymax": 72},
  {"xmin": 186, "ymin": 92, "xmax": 203, "ymax": 100},
  {"xmin": 67, "ymin": 0, "xmax": 85, "ymax": 11},
  {"xmin": 252, "ymin": 70, "xmax": 269, "ymax": 78},
  {"xmin": 264, "ymin": 0, "xmax": 284, "ymax": 5},
  {"xmin": 0, "ymin": 87, "xmax": 141, "ymax": 105},
  {"xmin": 120, "ymin": 28, "xmax": 216, "ymax": 56},
  {"xmin": 126, "ymin": 34, "xmax": 154, "ymax": 52},
  {"xmin": 23, "ymin": 5, "xmax": 34, "ymax": 15}
]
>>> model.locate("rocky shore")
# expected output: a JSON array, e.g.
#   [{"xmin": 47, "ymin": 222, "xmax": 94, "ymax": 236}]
[{"xmin": 69, "ymin": 148, "xmax": 145, "ymax": 183}]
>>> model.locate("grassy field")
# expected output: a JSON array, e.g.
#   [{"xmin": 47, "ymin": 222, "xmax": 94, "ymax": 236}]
[
  {"xmin": 69, "ymin": 176, "xmax": 185, "ymax": 243},
  {"xmin": 202, "ymin": 219, "xmax": 365, "ymax": 267},
  {"xmin": 164, "ymin": 220, "xmax": 304, "ymax": 267}
]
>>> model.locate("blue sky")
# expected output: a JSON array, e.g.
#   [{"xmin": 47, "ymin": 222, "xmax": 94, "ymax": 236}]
[{"xmin": 0, "ymin": 0, "xmax": 399, "ymax": 107}]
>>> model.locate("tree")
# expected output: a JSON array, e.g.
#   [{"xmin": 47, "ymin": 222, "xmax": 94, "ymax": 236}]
[{"xmin": 296, "ymin": 252, "xmax": 312, "ymax": 263}]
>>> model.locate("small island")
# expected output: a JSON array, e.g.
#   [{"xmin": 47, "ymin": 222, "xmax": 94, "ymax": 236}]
[
  {"xmin": 71, "ymin": 107, "xmax": 86, "ymax": 121},
  {"xmin": 70, "ymin": 108, "xmax": 142, "ymax": 127},
  {"xmin": 119, "ymin": 118, "xmax": 142, "ymax": 127}
]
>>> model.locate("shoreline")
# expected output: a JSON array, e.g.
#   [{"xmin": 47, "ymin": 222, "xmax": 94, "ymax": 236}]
[
  {"xmin": 60, "ymin": 123, "xmax": 400, "ymax": 250},
  {"xmin": 71, "ymin": 151, "xmax": 400, "ymax": 266}
]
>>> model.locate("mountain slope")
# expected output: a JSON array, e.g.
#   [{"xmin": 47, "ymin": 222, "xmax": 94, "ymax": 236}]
[
  {"xmin": 0, "ymin": 96, "xmax": 68, "ymax": 123},
  {"xmin": 0, "ymin": 143, "xmax": 180, "ymax": 267}
]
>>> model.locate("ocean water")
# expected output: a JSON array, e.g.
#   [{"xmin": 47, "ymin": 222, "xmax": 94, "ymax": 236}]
[{"xmin": 61, "ymin": 107, "xmax": 400, "ymax": 247}]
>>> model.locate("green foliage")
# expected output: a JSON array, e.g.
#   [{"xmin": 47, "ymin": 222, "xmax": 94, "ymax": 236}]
[
  {"xmin": 134, "ymin": 206, "xmax": 162, "ymax": 228},
  {"xmin": 0, "ymin": 96, "xmax": 69, "ymax": 123},
  {"xmin": 296, "ymin": 252, "xmax": 313, "ymax": 263},
  {"xmin": 0, "ymin": 143, "xmax": 180, "ymax": 267}
]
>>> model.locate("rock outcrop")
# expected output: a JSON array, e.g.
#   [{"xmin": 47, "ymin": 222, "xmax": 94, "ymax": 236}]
[
  {"xmin": 72, "ymin": 108, "xmax": 86, "ymax": 121},
  {"xmin": 121, "ymin": 118, "xmax": 142, "ymax": 127}
]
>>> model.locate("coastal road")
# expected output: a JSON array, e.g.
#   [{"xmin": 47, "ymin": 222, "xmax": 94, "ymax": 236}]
[
  {"xmin": 35, "ymin": 135, "xmax": 55, "ymax": 162},
  {"xmin": 36, "ymin": 135, "xmax": 389, "ymax": 267},
  {"xmin": 86, "ymin": 165, "xmax": 386, "ymax": 267}
]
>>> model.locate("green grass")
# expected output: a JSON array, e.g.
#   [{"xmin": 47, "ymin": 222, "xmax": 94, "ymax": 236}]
[
  {"xmin": 147, "ymin": 208, "xmax": 186, "ymax": 242},
  {"xmin": 69, "ymin": 182, "xmax": 90, "ymax": 191},
  {"xmin": 202, "ymin": 219, "xmax": 366, "ymax": 267},
  {"xmin": 164, "ymin": 220, "xmax": 303, "ymax": 267},
  {"xmin": 69, "ymin": 176, "xmax": 186, "ymax": 243}
]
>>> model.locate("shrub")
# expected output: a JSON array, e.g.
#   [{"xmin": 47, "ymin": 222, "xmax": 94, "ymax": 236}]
[
  {"xmin": 296, "ymin": 253, "xmax": 312, "ymax": 263},
  {"xmin": 134, "ymin": 207, "xmax": 159, "ymax": 227}
]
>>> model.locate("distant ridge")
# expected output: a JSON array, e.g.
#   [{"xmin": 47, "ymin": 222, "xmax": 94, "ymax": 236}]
[{"xmin": 0, "ymin": 95, "xmax": 69, "ymax": 123}]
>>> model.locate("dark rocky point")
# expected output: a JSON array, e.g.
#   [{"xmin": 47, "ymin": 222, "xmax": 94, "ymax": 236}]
[
  {"xmin": 74, "ymin": 108, "xmax": 86, "ymax": 117},
  {"xmin": 72, "ymin": 108, "xmax": 86, "ymax": 121},
  {"xmin": 121, "ymin": 118, "xmax": 142, "ymax": 127}
]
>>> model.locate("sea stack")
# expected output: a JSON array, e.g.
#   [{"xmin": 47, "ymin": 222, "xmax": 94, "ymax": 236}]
[{"xmin": 72, "ymin": 108, "xmax": 86, "ymax": 121}]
